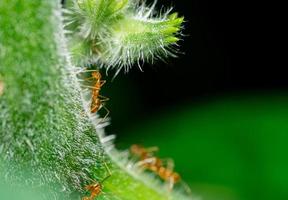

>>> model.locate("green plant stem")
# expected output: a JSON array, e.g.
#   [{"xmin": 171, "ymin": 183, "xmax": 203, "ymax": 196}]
[{"xmin": 0, "ymin": 1, "xmax": 191, "ymax": 199}]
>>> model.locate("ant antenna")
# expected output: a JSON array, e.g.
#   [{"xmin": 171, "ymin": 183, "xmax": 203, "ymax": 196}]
[{"xmin": 100, "ymin": 161, "xmax": 112, "ymax": 183}]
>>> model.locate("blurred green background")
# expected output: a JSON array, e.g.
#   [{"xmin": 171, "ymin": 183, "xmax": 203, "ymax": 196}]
[{"xmin": 107, "ymin": 91, "xmax": 288, "ymax": 200}]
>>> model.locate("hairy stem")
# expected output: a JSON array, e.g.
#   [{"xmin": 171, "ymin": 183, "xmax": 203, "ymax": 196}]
[{"xmin": 0, "ymin": 0, "xmax": 190, "ymax": 199}]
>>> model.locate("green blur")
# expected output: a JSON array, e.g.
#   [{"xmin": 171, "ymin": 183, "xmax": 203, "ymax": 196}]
[
  {"xmin": 0, "ymin": 184, "xmax": 39, "ymax": 200},
  {"xmin": 116, "ymin": 95, "xmax": 288, "ymax": 200}
]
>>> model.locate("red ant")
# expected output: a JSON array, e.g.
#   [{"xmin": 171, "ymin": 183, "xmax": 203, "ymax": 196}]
[
  {"xmin": 138, "ymin": 156, "xmax": 180, "ymax": 191},
  {"xmin": 79, "ymin": 70, "xmax": 109, "ymax": 120},
  {"xmin": 130, "ymin": 145, "xmax": 190, "ymax": 192},
  {"xmin": 82, "ymin": 162, "xmax": 112, "ymax": 200}
]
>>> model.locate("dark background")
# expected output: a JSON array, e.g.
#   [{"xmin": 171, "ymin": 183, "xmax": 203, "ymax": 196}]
[{"xmin": 103, "ymin": 0, "xmax": 284, "ymax": 133}]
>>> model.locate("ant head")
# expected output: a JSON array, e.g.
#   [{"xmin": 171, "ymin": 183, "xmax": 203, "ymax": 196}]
[{"xmin": 91, "ymin": 71, "xmax": 101, "ymax": 79}]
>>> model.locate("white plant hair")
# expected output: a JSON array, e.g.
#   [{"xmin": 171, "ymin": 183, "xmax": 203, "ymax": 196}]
[{"xmin": 65, "ymin": 0, "xmax": 184, "ymax": 76}]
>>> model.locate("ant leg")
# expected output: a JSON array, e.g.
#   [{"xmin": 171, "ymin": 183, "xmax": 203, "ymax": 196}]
[
  {"xmin": 164, "ymin": 159, "xmax": 175, "ymax": 171},
  {"xmin": 98, "ymin": 95, "xmax": 109, "ymax": 101},
  {"xmin": 82, "ymin": 77, "xmax": 96, "ymax": 82},
  {"xmin": 168, "ymin": 177, "xmax": 175, "ymax": 191},
  {"xmin": 94, "ymin": 97, "xmax": 109, "ymax": 121},
  {"xmin": 145, "ymin": 146, "xmax": 159, "ymax": 153},
  {"xmin": 100, "ymin": 104, "xmax": 110, "ymax": 123},
  {"xmin": 80, "ymin": 85, "xmax": 96, "ymax": 96},
  {"xmin": 82, "ymin": 75, "xmax": 104, "ymax": 83},
  {"xmin": 160, "ymin": 159, "xmax": 176, "ymax": 191},
  {"xmin": 77, "ymin": 69, "xmax": 100, "ymax": 74},
  {"xmin": 100, "ymin": 80, "xmax": 106, "ymax": 87},
  {"xmin": 179, "ymin": 180, "xmax": 192, "ymax": 196},
  {"xmin": 80, "ymin": 85, "xmax": 97, "ymax": 89},
  {"xmin": 136, "ymin": 157, "xmax": 158, "ymax": 167},
  {"xmin": 155, "ymin": 158, "xmax": 174, "ymax": 170},
  {"xmin": 72, "ymin": 68, "xmax": 100, "ymax": 76},
  {"xmin": 78, "ymin": 79, "xmax": 93, "ymax": 83},
  {"xmin": 101, "ymin": 161, "xmax": 112, "ymax": 183},
  {"xmin": 93, "ymin": 103, "xmax": 110, "ymax": 125}
]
